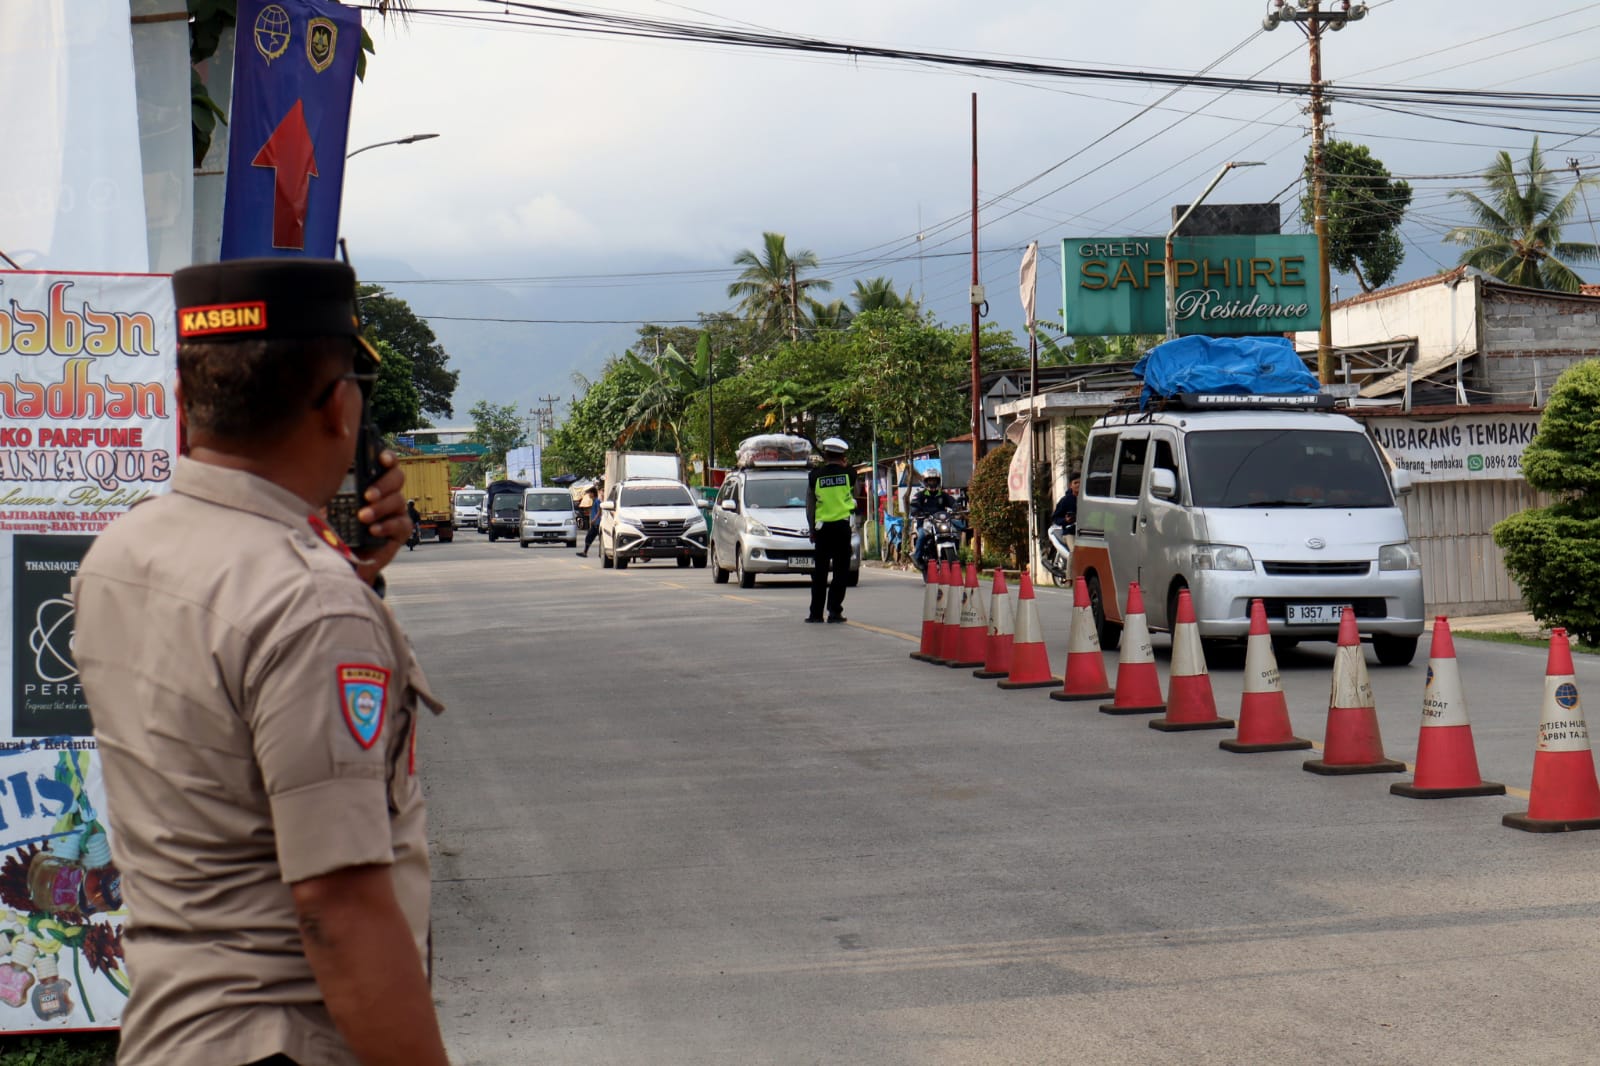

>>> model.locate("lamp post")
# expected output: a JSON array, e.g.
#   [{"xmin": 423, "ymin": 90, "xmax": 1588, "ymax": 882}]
[
  {"xmin": 347, "ymin": 133, "xmax": 441, "ymax": 159},
  {"xmin": 1164, "ymin": 161, "xmax": 1265, "ymax": 339}
]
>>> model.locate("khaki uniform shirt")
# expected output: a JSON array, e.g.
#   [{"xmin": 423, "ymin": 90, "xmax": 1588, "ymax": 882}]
[{"xmin": 73, "ymin": 458, "xmax": 443, "ymax": 1066}]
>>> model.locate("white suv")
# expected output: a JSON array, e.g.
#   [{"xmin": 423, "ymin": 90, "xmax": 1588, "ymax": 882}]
[{"xmin": 599, "ymin": 479, "xmax": 709, "ymax": 569}]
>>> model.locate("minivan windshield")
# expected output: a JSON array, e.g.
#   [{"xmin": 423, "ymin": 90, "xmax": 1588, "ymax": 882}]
[
  {"xmin": 620, "ymin": 485, "xmax": 696, "ymax": 508},
  {"xmin": 455, "ymin": 492, "xmax": 483, "ymax": 507},
  {"xmin": 492, "ymin": 494, "xmax": 522, "ymax": 515},
  {"xmin": 523, "ymin": 492, "xmax": 570, "ymax": 512},
  {"xmin": 745, "ymin": 476, "xmax": 807, "ymax": 509},
  {"xmin": 1185, "ymin": 429, "xmax": 1393, "ymax": 508}
]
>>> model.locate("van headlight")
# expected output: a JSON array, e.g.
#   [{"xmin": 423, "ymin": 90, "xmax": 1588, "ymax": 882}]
[
  {"xmin": 745, "ymin": 519, "xmax": 768, "ymax": 536},
  {"xmin": 1193, "ymin": 544, "xmax": 1254, "ymax": 572},
  {"xmin": 1379, "ymin": 543, "xmax": 1421, "ymax": 571}
]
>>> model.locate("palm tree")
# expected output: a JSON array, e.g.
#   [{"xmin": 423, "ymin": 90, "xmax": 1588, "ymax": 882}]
[
  {"xmin": 807, "ymin": 298, "xmax": 853, "ymax": 334},
  {"xmin": 1444, "ymin": 139, "xmax": 1600, "ymax": 292},
  {"xmin": 850, "ymin": 276, "xmax": 915, "ymax": 313},
  {"xmin": 619, "ymin": 345, "xmax": 699, "ymax": 451},
  {"xmin": 727, "ymin": 232, "xmax": 832, "ymax": 341}
]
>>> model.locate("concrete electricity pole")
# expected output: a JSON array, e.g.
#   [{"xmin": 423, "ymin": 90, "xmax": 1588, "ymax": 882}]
[{"xmin": 1263, "ymin": 0, "xmax": 1367, "ymax": 385}]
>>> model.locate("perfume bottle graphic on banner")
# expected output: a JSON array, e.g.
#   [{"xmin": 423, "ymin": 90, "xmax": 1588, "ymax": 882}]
[{"xmin": 0, "ymin": 936, "xmax": 38, "ymax": 1009}]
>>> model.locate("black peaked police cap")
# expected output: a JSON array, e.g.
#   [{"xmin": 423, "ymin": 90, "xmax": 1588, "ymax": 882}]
[{"xmin": 171, "ymin": 258, "xmax": 380, "ymax": 364}]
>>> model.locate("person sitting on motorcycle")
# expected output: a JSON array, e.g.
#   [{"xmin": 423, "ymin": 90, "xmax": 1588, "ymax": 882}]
[
  {"xmin": 1050, "ymin": 475, "xmax": 1080, "ymax": 535},
  {"xmin": 910, "ymin": 474, "xmax": 958, "ymax": 566}
]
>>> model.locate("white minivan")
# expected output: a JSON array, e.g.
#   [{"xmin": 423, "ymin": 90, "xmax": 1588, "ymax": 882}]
[
  {"xmin": 518, "ymin": 488, "xmax": 578, "ymax": 548},
  {"xmin": 1070, "ymin": 398, "xmax": 1425, "ymax": 665}
]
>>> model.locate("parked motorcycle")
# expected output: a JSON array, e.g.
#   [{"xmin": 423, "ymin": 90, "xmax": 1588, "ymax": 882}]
[
  {"xmin": 1043, "ymin": 523, "xmax": 1074, "ymax": 586},
  {"xmin": 914, "ymin": 509, "xmax": 965, "ymax": 573}
]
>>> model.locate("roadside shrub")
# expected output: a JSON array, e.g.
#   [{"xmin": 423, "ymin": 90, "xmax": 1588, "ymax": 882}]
[
  {"xmin": 967, "ymin": 443, "xmax": 1037, "ymax": 569},
  {"xmin": 0, "ymin": 1034, "xmax": 118, "ymax": 1066},
  {"xmin": 1494, "ymin": 359, "xmax": 1600, "ymax": 644}
]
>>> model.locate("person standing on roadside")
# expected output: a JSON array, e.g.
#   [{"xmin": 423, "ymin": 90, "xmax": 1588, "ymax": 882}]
[
  {"xmin": 805, "ymin": 437, "xmax": 856, "ymax": 624},
  {"xmin": 73, "ymin": 259, "xmax": 450, "ymax": 1066},
  {"xmin": 577, "ymin": 481, "xmax": 604, "ymax": 556}
]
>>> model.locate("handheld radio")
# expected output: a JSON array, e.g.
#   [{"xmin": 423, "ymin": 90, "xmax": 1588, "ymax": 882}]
[{"xmin": 326, "ymin": 240, "xmax": 388, "ymax": 552}]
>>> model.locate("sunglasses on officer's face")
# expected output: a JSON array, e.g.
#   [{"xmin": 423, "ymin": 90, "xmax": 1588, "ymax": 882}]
[{"xmin": 311, "ymin": 367, "xmax": 378, "ymax": 409}]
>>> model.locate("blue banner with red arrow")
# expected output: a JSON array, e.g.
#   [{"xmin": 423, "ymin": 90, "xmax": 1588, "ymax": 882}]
[{"xmin": 221, "ymin": 0, "xmax": 360, "ymax": 259}]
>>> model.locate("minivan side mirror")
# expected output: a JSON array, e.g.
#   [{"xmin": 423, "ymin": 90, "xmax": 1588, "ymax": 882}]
[
  {"xmin": 1391, "ymin": 468, "xmax": 1414, "ymax": 496},
  {"xmin": 719, "ymin": 498, "xmax": 738, "ymax": 513},
  {"xmin": 1149, "ymin": 467, "xmax": 1178, "ymax": 499},
  {"xmin": 600, "ymin": 500, "xmax": 616, "ymax": 512}
]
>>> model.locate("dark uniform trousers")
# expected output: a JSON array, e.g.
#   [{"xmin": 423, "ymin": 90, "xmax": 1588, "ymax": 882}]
[{"xmin": 810, "ymin": 519, "xmax": 852, "ymax": 617}]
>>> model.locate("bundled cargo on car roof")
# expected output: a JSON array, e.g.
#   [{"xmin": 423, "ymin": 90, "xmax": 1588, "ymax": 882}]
[
  {"xmin": 1131, "ymin": 335, "xmax": 1321, "ymax": 410},
  {"xmin": 735, "ymin": 434, "xmax": 811, "ymax": 468}
]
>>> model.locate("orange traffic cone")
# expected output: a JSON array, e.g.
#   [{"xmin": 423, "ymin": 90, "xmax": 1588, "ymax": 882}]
[
  {"xmin": 1221, "ymin": 599, "xmax": 1311, "ymax": 753},
  {"xmin": 1304, "ymin": 607, "xmax": 1405, "ymax": 775},
  {"xmin": 1391, "ymin": 618, "xmax": 1504, "ymax": 798},
  {"xmin": 1503, "ymin": 629, "xmax": 1600, "ymax": 832},
  {"xmin": 998, "ymin": 570, "xmax": 1057, "ymax": 690},
  {"xmin": 935, "ymin": 561, "xmax": 964, "ymax": 664},
  {"xmin": 947, "ymin": 562, "xmax": 989, "ymax": 669},
  {"xmin": 973, "ymin": 569, "xmax": 1015, "ymax": 680},
  {"xmin": 1099, "ymin": 582, "xmax": 1165, "ymax": 715},
  {"xmin": 1051, "ymin": 576, "xmax": 1114, "ymax": 702},
  {"xmin": 1150, "ymin": 588, "xmax": 1233, "ymax": 731},
  {"xmin": 910, "ymin": 560, "xmax": 942, "ymax": 662}
]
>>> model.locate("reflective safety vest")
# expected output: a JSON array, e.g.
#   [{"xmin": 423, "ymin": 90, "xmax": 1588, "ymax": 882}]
[{"xmin": 811, "ymin": 466, "xmax": 855, "ymax": 523}]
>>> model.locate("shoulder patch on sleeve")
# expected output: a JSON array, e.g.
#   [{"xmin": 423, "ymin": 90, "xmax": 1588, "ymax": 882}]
[{"xmin": 337, "ymin": 663, "xmax": 390, "ymax": 749}]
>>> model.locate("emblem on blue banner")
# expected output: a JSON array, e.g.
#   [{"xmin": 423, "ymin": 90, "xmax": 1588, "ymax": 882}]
[
  {"xmin": 306, "ymin": 16, "xmax": 336, "ymax": 73},
  {"xmin": 254, "ymin": 4, "xmax": 292, "ymax": 63},
  {"xmin": 337, "ymin": 663, "xmax": 389, "ymax": 750}
]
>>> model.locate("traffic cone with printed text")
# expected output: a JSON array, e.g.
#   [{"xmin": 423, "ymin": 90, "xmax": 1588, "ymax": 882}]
[
  {"xmin": 1391, "ymin": 618, "xmax": 1504, "ymax": 798},
  {"xmin": 1221, "ymin": 598, "xmax": 1312, "ymax": 753},
  {"xmin": 935, "ymin": 561, "xmax": 964, "ymax": 664},
  {"xmin": 1051, "ymin": 576, "xmax": 1114, "ymax": 702},
  {"xmin": 998, "ymin": 570, "xmax": 1057, "ymax": 690},
  {"xmin": 910, "ymin": 560, "xmax": 942, "ymax": 662},
  {"xmin": 973, "ymin": 569, "xmax": 1015, "ymax": 680},
  {"xmin": 1149, "ymin": 588, "xmax": 1233, "ymax": 731},
  {"xmin": 947, "ymin": 562, "xmax": 989, "ymax": 669},
  {"xmin": 1304, "ymin": 607, "xmax": 1406, "ymax": 775},
  {"xmin": 1502, "ymin": 630, "xmax": 1600, "ymax": 832},
  {"xmin": 1098, "ymin": 582, "xmax": 1165, "ymax": 715}
]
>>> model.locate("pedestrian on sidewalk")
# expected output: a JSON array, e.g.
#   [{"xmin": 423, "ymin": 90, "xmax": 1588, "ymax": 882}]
[
  {"xmin": 73, "ymin": 259, "xmax": 450, "ymax": 1066},
  {"xmin": 806, "ymin": 437, "xmax": 857, "ymax": 624}
]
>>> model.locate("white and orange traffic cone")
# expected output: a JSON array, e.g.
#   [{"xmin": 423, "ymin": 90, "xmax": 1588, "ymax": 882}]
[
  {"xmin": 934, "ymin": 561, "xmax": 963, "ymax": 664},
  {"xmin": 910, "ymin": 560, "xmax": 942, "ymax": 662},
  {"xmin": 1391, "ymin": 617, "xmax": 1504, "ymax": 798},
  {"xmin": 1050, "ymin": 576, "xmax": 1114, "ymax": 702},
  {"xmin": 973, "ymin": 569, "xmax": 1015, "ymax": 680},
  {"xmin": 947, "ymin": 562, "xmax": 989, "ymax": 669},
  {"xmin": 998, "ymin": 570, "xmax": 1057, "ymax": 690},
  {"xmin": 1304, "ymin": 607, "xmax": 1406, "ymax": 775},
  {"xmin": 1221, "ymin": 598, "xmax": 1311, "ymax": 753},
  {"xmin": 1098, "ymin": 582, "xmax": 1165, "ymax": 715},
  {"xmin": 1150, "ymin": 588, "xmax": 1233, "ymax": 732},
  {"xmin": 1503, "ymin": 629, "xmax": 1600, "ymax": 832}
]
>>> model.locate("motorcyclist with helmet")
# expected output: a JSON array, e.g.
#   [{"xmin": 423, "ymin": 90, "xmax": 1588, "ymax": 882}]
[{"xmin": 909, "ymin": 472, "xmax": 958, "ymax": 569}]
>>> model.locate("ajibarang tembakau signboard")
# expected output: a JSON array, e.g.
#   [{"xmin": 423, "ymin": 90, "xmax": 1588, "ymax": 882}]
[{"xmin": 1061, "ymin": 234, "xmax": 1321, "ymax": 336}]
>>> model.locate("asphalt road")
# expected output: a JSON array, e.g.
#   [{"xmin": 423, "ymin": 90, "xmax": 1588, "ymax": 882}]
[{"xmin": 390, "ymin": 534, "xmax": 1600, "ymax": 1065}]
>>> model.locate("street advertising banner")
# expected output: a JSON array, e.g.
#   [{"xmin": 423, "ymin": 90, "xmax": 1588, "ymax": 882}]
[
  {"xmin": 1366, "ymin": 412, "xmax": 1542, "ymax": 482},
  {"xmin": 1060, "ymin": 234, "xmax": 1321, "ymax": 337},
  {"xmin": 0, "ymin": 271, "xmax": 178, "ymax": 1035},
  {"xmin": 222, "ymin": 0, "xmax": 361, "ymax": 258}
]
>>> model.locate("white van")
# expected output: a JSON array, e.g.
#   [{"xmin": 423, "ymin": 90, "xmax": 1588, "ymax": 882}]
[
  {"xmin": 519, "ymin": 488, "xmax": 578, "ymax": 548},
  {"xmin": 1070, "ymin": 397, "xmax": 1424, "ymax": 665}
]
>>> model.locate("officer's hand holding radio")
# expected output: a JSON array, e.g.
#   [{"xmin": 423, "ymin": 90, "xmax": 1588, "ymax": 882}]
[{"xmin": 350, "ymin": 450, "xmax": 411, "ymax": 586}]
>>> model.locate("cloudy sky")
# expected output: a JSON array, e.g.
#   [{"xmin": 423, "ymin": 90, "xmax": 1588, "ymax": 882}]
[{"xmin": 336, "ymin": 1, "xmax": 1600, "ymax": 424}]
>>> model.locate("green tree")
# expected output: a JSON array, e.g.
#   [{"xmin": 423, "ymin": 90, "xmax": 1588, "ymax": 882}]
[
  {"xmin": 850, "ymin": 276, "xmax": 915, "ymax": 314},
  {"xmin": 966, "ymin": 442, "xmax": 1030, "ymax": 569},
  {"xmin": 545, "ymin": 357, "xmax": 659, "ymax": 477},
  {"xmin": 840, "ymin": 310, "xmax": 965, "ymax": 456},
  {"xmin": 727, "ymin": 232, "xmax": 832, "ymax": 342},
  {"xmin": 1494, "ymin": 360, "xmax": 1600, "ymax": 644},
  {"xmin": 369, "ymin": 339, "xmax": 422, "ymax": 436},
  {"xmin": 460, "ymin": 400, "xmax": 527, "ymax": 484},
  {"xmin": 358, "ymin": 285, "xmax": 460, "ymax": 420},
  {"xmin": 1303, "ymin": 140, "xmax": 1413, "ymax": 292},
  {"xmin": 1445, "ymin": 138, "xmax": 1600, "ymax": 293}
]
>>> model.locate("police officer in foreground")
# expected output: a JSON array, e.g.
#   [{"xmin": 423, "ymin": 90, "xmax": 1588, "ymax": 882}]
[
  {"xmin": 805, "ymin": 437, "xmax": 857, "ymax": 624},
  {"xmin": 73, "ymin": 259, "xmax": 449, "ymax": 1066}
]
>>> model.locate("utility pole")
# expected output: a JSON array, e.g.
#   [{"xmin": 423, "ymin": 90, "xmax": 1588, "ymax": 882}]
[
  {"xmin": 969, "ymin": 92, "xmax": 984, "ymax": 561},
  {"xmin": 1263, "ymin": 0, "xmax": 1367, "ymax": 385},
  {"xmin": 789, "ymin": 263, "xmax": 800, "ymax": 344}
]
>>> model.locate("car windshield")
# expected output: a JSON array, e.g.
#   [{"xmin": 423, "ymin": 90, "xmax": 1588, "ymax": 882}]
[
  {"xmin": 1185, "ymin": 429, "xmax": 1394, "ymax": 508},
  {"xmin": 492, "ymin": 495, "xmax": 522, "ymax": 514},
  {"xmin": 745, "ymin": 476, "xmax": 807, "ymax": 509},
  {"xmin": 524, "ymin": 493, "xmax": 570, "ymax": 512},
  {"xmin": 620, "ymin": 485, "xmax": 695, "ymax": 508},
  {"xmin": 455, "ymin": 492, "xmax": 483, "ymax": 507}
]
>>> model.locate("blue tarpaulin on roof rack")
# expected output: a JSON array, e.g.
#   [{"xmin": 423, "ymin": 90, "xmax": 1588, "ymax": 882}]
[{"xmin": 1131, "ymin": 335, "xmax": 1319, "ymax": 408}]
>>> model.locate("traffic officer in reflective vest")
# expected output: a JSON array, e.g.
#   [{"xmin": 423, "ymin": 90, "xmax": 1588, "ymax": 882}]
[
  {"xmin": 73, "ymin": 259, "xmax": 450, "ymax": 1066},
  {"xmin": 805, "ymin": 437, "xmax": 857, "ymax": 623}
]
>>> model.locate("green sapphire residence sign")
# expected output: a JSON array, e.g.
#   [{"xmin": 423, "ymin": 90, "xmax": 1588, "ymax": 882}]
[{"xmin": 1060, "ymin": 234, "xmax": 1321, "ymax": 336}]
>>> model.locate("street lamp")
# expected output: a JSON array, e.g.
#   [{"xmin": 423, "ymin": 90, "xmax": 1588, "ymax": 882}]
[
  {"xmin": 347, "ymin": 133, "xmax": 441, "ymax": 159},
  {"xmin": 1164, "ymin": 161, "xmax": 1266, "ymax": 339}
]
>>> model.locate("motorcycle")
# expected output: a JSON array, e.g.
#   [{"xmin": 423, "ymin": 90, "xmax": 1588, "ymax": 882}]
[
  {"xmin": 913, "ymin": 509, "xmax": 965, "ymax": 573},
  {"xmin": 1043, "ymin": 523, "xmax": 1074, "ymax": 586}
]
